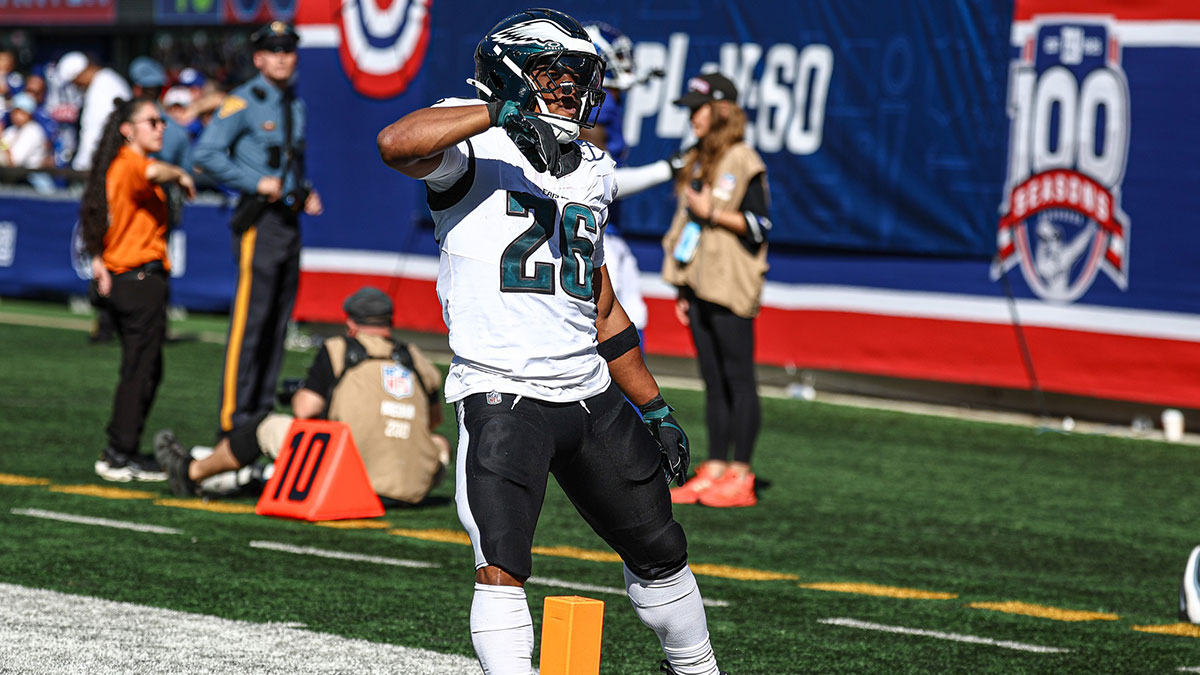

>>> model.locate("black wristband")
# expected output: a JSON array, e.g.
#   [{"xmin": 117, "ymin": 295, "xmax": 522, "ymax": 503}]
[
  {"xmin": 597, "ymin": 323, "xmax": 640, "ymax": 362},
  {"xmin": 638, "ymin": 394, "xmax": 668, "ymax": 417},
  {"xmin": 486, "ymin": 100, "xmax": 503, "ymax": 127}
]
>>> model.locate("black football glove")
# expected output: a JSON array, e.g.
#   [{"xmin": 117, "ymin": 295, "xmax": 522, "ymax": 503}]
[
  {"xmin": 488, "ymin": 100, "xmax": 562, "ymax": 174},
  {"xmin": 639, "ymin": 395, "xmax": 690, "ymax": 487}
]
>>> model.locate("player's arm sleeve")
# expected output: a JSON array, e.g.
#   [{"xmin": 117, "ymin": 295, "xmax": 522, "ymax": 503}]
[
  {"xmin": 737, "ymin": 172, "xmax": 772, "ymax": 247},
  {"xmin": 613, "ymin": 160, "xmax": 673, "ymax": 200},
  {"xmin": 192, "ymin": 101, "xmax": 260, "ymax": 193},
  {"xmin": 422, "ymin": 140, "xmax": 470, "ymax": 190}
]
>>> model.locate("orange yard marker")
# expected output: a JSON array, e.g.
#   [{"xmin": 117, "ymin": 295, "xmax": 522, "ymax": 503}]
[
  {"xmin": 539, "ymin": 596, "xmax": 605, "ymax": 675},
  {"xmin": 255, "ymin": 420, "xmax": 384, "ymax": 521}
]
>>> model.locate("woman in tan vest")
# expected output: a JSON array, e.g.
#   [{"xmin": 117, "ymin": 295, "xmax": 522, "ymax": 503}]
[{"xmin": 660, "ymin": 73, "xmax": 770, "ymax": 508}]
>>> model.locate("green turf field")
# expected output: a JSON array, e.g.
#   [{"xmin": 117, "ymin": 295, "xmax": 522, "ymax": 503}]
[{"xmin": 1, "ymin": 310, "xmax": 1199, "ymax": 673}]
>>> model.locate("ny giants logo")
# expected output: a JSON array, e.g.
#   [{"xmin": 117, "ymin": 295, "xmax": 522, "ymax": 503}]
[
  {"xmin": 994, "ymin": 19, "xmax": 1131, "ymax": 304},
  {"xmin": 336, "ymin": 0, "xmax": 432, "ymax": 99}
]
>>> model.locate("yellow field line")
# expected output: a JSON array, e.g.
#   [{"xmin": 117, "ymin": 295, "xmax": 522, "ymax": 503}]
[
  {"xmin": 316, "ymin": 519, "xmax": 393, "ymax": 530},
  {"xmin": 0, "ymin": 473, "xmax": 50, "ymax": 486},
  {"xmin": 1131, "ymin": 623, "xmax": 1200, "ymax": 637},
  {"xmin": 49, "ymin": 485, "xmax": 157, "ymax": 499},
  {"xmin": 967, "ymin": 601, "xmax": 1119, "ymax": 622},
  {"xmin": 154, "ymin": 498, "xmax": 257, "ymax": 514},
  {"xmin": 801, "ymin": 582, "xmax": 956, "ymax": 599}
]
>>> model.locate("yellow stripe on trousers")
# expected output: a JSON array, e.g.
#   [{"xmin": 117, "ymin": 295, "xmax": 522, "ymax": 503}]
[{"xmin": 220, "ymin": 226, "xmax": 257, "ymax": 432}]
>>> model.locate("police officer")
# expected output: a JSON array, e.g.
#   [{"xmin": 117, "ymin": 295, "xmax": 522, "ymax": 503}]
[{"xmin": 193, "ymin": 21, "xmax": 323, "ymax": 439}]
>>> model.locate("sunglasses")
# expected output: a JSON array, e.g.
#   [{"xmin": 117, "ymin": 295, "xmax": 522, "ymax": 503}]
[{"xmin": 135, "ymin": 117, "xmax": 167, "ymax": 129}]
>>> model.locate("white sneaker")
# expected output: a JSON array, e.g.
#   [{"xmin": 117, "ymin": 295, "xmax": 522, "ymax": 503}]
[{"xmin": 1179, "ymin": 545, "xmax": 1200, "ymax": 622}]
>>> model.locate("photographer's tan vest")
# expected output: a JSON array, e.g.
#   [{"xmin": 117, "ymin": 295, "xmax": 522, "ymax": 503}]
[
  {"xmin": 661, "ymin": 143, "xmax": 769, "ymax": 318},
  {"xmin": 324, "ymin": 334, "xmax": 443, "ymax": 504}
]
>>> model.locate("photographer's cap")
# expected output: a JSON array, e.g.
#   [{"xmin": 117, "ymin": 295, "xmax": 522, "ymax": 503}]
[
  {"xmin": 343, "ymin": 287, "xmax": 393, "ymax": 326},
  {"xmin": 673, "ymin": 72, "xmax": 738, "ymax": 110}
]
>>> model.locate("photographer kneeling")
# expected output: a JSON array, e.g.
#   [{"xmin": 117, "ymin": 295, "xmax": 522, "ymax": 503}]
[{"xmin": 155, "ymin": 287, "xmax": 451, "ymax": 506}]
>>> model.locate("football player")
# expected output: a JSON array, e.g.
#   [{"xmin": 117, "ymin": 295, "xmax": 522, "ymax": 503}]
[{"xmin": 377, "ymin": 8, "xmax": 726, "ymax": 675}]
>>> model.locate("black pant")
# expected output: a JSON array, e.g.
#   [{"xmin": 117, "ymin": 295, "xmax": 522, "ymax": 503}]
[
  {"xmin": 685, "ymin": 291, "xmax": 761, "ymax": 465},
  {"xmin": 106, "ymin": 269, "xmax": 168, "ymax": 454},
  {"xmin": 456, "ymin": 385, "xmax": 688, "ymax": 582},
  {"xmin": 217, "ymin": 207, "xmax": 300, "ymax": 435}
]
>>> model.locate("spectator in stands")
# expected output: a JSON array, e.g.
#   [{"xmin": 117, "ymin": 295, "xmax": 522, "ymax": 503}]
[
  {"xmin": 163, "ymin": 86, "xmax": 193, "ymax": 127},
  {"xmin": 0, "ymin": 48, "xmax": 22, "ymax": 114},
  {"xmin": 80, "ymin": 96, "xmax": 194, "ymax": 482},
  {"xmin": 661, "ymin": 73, "xmax": 770, "ymax": 508},
  {"xmin": 154, "ymin": 287, "xmax": 451, "ymax": 506},
  {"xmin": 58, "ymin": 51, "xmax": 132, "ymax": 171},
  {"xmin": 0, "ymin": 93, "xmax": 49, "ymax": 170}
]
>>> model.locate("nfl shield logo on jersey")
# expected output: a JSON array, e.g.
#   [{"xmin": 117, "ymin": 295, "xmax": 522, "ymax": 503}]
[
  {"xmin": 993, "ymin": 18, "xmax": 1131, "ymax": 305},
  {"xmin": 381, "ymin": 364, "xmax": 414, "ymax": 399}
]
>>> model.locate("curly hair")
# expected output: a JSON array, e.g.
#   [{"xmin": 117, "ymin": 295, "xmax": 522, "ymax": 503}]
[
  {"xmin": 79, "ymin": 96, "xmax": 156, "ymax": 256},
  {"xmin": 674, "ymin": 100, "xmax": 747, "ymax": 194}
]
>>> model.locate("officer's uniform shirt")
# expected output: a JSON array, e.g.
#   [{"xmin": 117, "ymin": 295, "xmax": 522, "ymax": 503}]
[
  {"xmin": 193, "ymin": 73, "xmax": 306, "ymax": 195},
  {"xmin": 421, "ymin": 98, "xmax": 618, "ymax": 405}
]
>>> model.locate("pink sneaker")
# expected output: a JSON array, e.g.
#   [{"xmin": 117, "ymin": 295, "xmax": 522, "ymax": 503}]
[
  {"xmin": 698, "ymin": 469, "xmax": 757, "ymax": 508},
  {"xmin": 669, "ymin": 463, "xmax": 723, "ymax": 504}
]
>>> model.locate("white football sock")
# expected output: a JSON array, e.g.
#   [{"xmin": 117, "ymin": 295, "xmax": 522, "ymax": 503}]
[
  {"xmin": 625, "ymin": 565, "xmax": 720, "ymax": 675},
  {"xmin": 470, "ymin": 582, "xmax": 534, "ymax": 675}
]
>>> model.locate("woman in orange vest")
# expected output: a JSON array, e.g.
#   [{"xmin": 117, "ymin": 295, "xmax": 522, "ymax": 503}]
[
  {"xmin": 79, "ymin": 95, "xmax": 195, "ymax": 482},
  {"xmin": 661, "ymin": 73, "xmax": 772, "ymax": 508}
]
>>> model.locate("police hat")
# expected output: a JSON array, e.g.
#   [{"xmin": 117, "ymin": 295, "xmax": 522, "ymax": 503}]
[
  {"xmin": 250, "ymin": 21, "xmax": 300, "ymax": 51},
  {"xmin": 343, "ymin": 287, "xmax": 394, "ymax": 326}
]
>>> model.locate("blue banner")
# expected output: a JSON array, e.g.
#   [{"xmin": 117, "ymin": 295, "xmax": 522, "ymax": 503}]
[
  {"xmin": 297, "ymin": 0, "xmax": 1014, "ymax": 258},
  {"xmin": 0, "ymin": 194, "xmax": 238, "ymax": 312}
]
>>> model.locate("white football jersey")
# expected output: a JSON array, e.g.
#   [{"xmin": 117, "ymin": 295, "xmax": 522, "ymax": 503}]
[{"xmin": 423, "ymin": 98, "xmax": 618, "ymax": 403}]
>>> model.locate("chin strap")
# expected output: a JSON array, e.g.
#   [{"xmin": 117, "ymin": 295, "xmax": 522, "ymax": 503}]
[{"xmin": 465, "ymin": 78, "xmax": 494, "ymax": 99}]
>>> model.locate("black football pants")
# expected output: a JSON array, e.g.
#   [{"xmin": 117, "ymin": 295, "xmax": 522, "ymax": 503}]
[
  {"xmin": 455, "ymin": 384, "xmax": 689, "ymax": 582},
  {"xmin": 105, "ymin": 269, "xmax": 168, "ymax": 455}
]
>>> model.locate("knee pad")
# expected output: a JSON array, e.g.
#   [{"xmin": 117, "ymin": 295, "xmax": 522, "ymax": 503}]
[{"xmin": 228, "ymin": 412, "xmax": 270, "ymax": 466}]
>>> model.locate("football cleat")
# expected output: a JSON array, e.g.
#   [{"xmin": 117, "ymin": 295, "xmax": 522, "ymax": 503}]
[
  {"xmin": 153, "ymin": 429, "xmax": 198, "ymax": 497},
  {"xmin": 471, "ymin": 8, "xmax": 607, "ymax": 142},
  {"xmin": 94, "ymin": 447, "xmax": 166, "ymax": 482},
  {"xmin": 1180, "ymin": 545, "xmax": 1200, "ymax": 623}
]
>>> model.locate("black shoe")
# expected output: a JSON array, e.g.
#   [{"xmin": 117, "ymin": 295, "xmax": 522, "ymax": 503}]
[
  {"xmin": 660, "ymin": 659, "xmax": 728, "ymax": 675},
  {"xmin": 94, "ymin": 447, "xmax": 166, "ymax": 482},
  {"xmin": 153, "ymin": 430, "xmax": 197, "ymax": 497}
]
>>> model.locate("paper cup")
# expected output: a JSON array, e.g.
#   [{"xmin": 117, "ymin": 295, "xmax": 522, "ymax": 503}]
[{"xmin": 1162, "ymin": 408, "xmax": 1185, "ymax": 442}]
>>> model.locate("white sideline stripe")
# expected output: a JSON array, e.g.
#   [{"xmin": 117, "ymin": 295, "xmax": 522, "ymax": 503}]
[
  {"xmin": 1179, "ymin": 667, "xmax": 1200, "ymax": 673},
  {"xmin": 819, "ymin": 617, "xmax": 1070, "ymax": 654},
  {"xmin": 0, "ymin": 582, "xmax": 482, "ymax": 674},
  {"xmin": 11, "ymin": 508, "xmax": 182, "ymax": 535},
  {"xmin": 249, "ymin": 540, "xmax": 440, "ymax": 569},
  {"xmin": 299, "ymin": 248, "xmax": 1200, "ymax": 342},
  {"xmin": 527, "ymin": 576, "xmax": 730, "ymax": 608},
  {"xmin": 1012, "ymin": 19, "xmax": 1200, "ymax": 47}
]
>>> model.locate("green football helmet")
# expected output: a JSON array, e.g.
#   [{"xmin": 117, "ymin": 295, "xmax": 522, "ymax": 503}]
[{"xmin": 471, "ymin": 8, "xmax": 606, "ymax": 142}]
